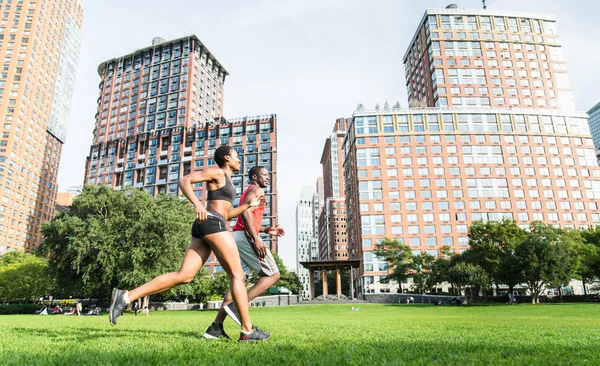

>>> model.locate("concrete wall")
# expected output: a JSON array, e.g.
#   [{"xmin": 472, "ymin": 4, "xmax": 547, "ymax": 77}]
[{"xmin": 148, "ymin": 295, "xmax": 303, "ymax": 311}]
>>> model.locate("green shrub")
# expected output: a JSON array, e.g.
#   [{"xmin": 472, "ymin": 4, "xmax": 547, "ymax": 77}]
[{"xmin": 0, "ymin": 303, "xmax": 38, "ymax": 315}]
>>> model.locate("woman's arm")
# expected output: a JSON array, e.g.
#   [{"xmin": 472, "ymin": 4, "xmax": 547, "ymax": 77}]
[
  {"xmin": 227, "ymin": 194, "xmax": 265, "ymax": 220},
  {"xmin": 179, "ymin": 167, "xmax": 221, "ymax": 221}
]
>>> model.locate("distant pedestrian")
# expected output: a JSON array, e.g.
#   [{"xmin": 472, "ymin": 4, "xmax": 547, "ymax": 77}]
[
  {"xmin": 133, "ymin": 301, "xmax": 139, "ymax": 316},
  {"xmin": 144, "ymin": 306, "xmax": 149, "ymax": 316},
  {"xmin": 76, "ymin": 302, "xmax": 82, "ymax": 316}
]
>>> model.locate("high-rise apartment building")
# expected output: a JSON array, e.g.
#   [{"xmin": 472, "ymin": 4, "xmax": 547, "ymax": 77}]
[
  {"xmin": 0, "ymin": 0, "xmax": 83, "ymax": 252},
  {"xmin": 318, "ymin": 118, "xmax": 349, "ymax": 261},
  {"xmin": 344, "ymin": 108, "xmax": 600, "ymax": 293},
  {"xmin": 344, "ymin": 5, "xmax": 600, "ymax": 295},
  {"xmin": 83, "ymin": 36, "xmax": 279, "ymax": 264},
  {"xmin": 310, "ymin": 178, "xmax": 322, "ymax": 262},
  {"xmin": 296, "ymin": 186, "xmax": 316, "ymax": 298},
  {"xmin": 404, "ymin": 5, "xmax": 573, "ymax": 111},
  {"xmin": 586, "ymin": 101, "xmax": 600, "ymax": 151}
]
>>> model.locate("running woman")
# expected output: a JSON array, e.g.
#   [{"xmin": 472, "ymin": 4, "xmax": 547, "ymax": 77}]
[
  {"xmin": 109, "ymin": 145, "xmax": 270, "ymax": 342},
  {"xmin": 203, "ymin": 165, "xmax": 285, "ymax": 339}
]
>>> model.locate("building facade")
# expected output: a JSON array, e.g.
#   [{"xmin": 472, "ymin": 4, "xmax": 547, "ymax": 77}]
[
  {"xmin": 318, "ymin": 118, "xmax": 349, "ymax": 261},
  {"xmin": 0, "ymin": 0, "xmax": 83, "ymax": 252},
  {"xmin": 586, "ymin": 101, "xmax": 600, "ymax": 151},
  {"xmin": 296, "ymin": 186, "xmax": 316, "ymax": 298},
  {"xmin": 83, "ymin": 36, "xmax": 279, "ymax": 267},
  {"xmin": 404, "ymin": 6, "xmax": 574, "ymax": 111},
  {"xmin": 344, "ymin": 108, "xmax": 600, "ymax": 295}
]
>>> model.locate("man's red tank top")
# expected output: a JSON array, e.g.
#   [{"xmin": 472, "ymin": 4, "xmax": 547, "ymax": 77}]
[{"xmin": 232, "ymin": 185, "xmax": 265, "ymax": 233}]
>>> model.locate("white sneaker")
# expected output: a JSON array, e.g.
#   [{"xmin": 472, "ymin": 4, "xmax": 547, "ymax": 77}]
[{"xmin": 224, "ymin": 302, "xmax": 241, "ymax": 325}]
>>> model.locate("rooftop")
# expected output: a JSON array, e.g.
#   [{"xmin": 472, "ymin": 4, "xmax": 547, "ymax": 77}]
[
  {"xmin": 587, "ymin": 101, "xmax": 600, "ymax": 116},
  {"xmin": 97, "ymin": 35, "xmax": 229, "ymax": 76},
  {"xmin": 403, "ymin": 7, "xmax": 557, "ymax": 62},
  {"xmin": 352, "ymin": 106, "xmax": 588, "ymax": 118}
]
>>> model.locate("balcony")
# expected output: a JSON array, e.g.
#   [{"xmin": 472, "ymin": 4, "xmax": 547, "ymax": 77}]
[
  {"xmin": 184, "ymin": 146, "xmax": 192, "ymax": 152},
  {"xmin": 115, "ymin": 167, "xmax": 123, "ymax": 173},
  {"xmin": 158, "ymin": 159, "xmax": 168, "ymax": 165},
  {"xmin": 137, "ymin": 154, "xmax": 146, "ymax": 160},
  {"xmin": 115, "ymin": 186, "xmax": 122, "ymax": 190},
  {"xmin": 135, "ymin": 163, "xmax": 146, "ymax": 169},
  {"xmin": 182, "ymin": 156, "xmax": 192, "ymax": 162},
  {"xmin": 157, "ymin": 179, "xmax": 167, "ymax": 185},
  {"xmin": 117, "ymin": 158, "xmax": 124, "ymax": 164},
  {"xmin": 134, "ymin": 182, "xmax": 144, "ymax": 188}
]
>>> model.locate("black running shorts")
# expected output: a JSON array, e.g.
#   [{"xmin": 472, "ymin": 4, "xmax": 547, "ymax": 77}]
[{"xmin": 191, "ymin": 215, "xmax": 227, "ymax": 238}]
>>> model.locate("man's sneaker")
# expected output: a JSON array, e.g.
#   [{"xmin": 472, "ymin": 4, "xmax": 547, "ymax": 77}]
[
  {"xmin": 224, "ymin": 302, "xmax": 241, "ymax": 325},
  {"xmin": 109, "ymin": 288, "xmax": 128, "ymax": 326},
  {"xmin": 203, "ymin": 322, "xmax": 230, "ymax": 340},
  {"xmin": 239, "ymin": 325, "xmax": 271, "ymax": 342}
]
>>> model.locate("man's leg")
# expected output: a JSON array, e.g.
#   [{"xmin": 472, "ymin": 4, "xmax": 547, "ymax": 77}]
[
  {"xmin": 208, "ymin": 232, "xmax": 279, "ymax": 328},
  {"xmin": 221, "ymin": 247, "xmax": 281, "ymax": 308}
]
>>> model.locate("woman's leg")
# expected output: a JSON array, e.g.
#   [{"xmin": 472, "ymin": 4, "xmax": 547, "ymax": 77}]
[
  {"xmin": 203, "ymin": 232, "xmax": 252, "ymax": 332},
  {"xmin": 128, "ymin": 237, "xmax": 211, "ymax": 302}
]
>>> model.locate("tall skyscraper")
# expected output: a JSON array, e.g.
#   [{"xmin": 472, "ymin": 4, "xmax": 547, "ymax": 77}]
[
  {"xmin": 296, "ymin": 186, "xmax": 316, "ymax": 298},
  {"xmin": 344, "ymin": 5, "xmax": 600, "ymax": 295},
  {"xmin": 83, "ymin": 36, "xmax": 279, "ymax": 263},
  {"xmin": 404, "ymin": 5, "xmax": 573, "ymax": 111},
  {"xmin": 318, "ymin": 118, "xmax": 349, "ymax": 261},
  {"xmin": 0, "ymin": 0, "xmax": 83, "ymax": 252}
]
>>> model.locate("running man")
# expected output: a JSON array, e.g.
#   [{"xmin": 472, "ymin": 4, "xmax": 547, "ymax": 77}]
[
  {"xmin": 203, "ymin": 165, "xmax": 285, "ymax": 339},
  {"xmin": 109, "ymin": 145, "xmax": 270, "ymax": 342}
]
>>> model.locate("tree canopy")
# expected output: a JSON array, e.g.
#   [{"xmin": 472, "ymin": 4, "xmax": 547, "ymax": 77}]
[
  {"xmin": 0, "ymin": 251, "xmax": 54, "ymax": 302},
  {"xmin": 37, "ymin": 185, "xmax": 194, "ymax": 298}
]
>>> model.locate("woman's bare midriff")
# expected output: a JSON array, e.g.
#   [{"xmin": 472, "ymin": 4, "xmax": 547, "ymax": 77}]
[{"xmin": 206, "ymin": 200, "xmax": 233, "ymax": 220}]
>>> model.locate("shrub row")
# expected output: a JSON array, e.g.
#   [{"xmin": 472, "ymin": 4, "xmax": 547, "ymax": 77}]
[{"xmin": 0, "ymin": 303, "xmax": 38, "ymax": 315}]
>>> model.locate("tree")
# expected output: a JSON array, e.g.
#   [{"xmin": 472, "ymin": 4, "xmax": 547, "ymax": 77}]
[
  {"xmin": 0, "ymin": 252, "xmax": 55, "ymax": 302},
  {"xmin": 427, "ymin": 246, "xmax": 454, "ymax": 292},
  {"xmin": 412, "ymin": 251, "xmax": 435, "ymax": 294},
  {"xmin": 374, "ymin": 103, "xmax": 380, "ymax": 111},
  {"xmin": 37, "ymin": 185, "xmax": 194, "ymax": 299},
  {"xmin": 551, "ymin": 228, "xmax": 587, "ymax": 302},
  {"xmin": 177, "ymin": 267, "xmax": 214, "ymax": 302},
  {"xmin": 356, "ymin": 103, "xmax": 365, "ymax": 111},
  {"xmin": 374, "ymin": 238, "xmax": 415, "ymax": 286},
  {"xmin": 445, "ymin": 261, "xmax": 490, "ymax": 304},
  {"xmin": 497, "ymin": 251, "xmax": 522, "ymax": 296},
  {"xmin": 577, "ymin": 230, "xmax": 600, "ymax": 297},
  {"xmin": 514, "ymin": 223, "xmax": 572, "ymax": 304},
  {"xmin": 465, "ymin": 219, "xmax": 527, "ymax": 292},
  {"xmin": 392, "ymin": 101, "xmax": 402, "ymax": 109},
  {"xmin": 383, "ymin": 101, "xmax": 390, "ymax": 110},
  {"xmin": 272, "ymin": 253, "xmax": 302, "ymax": 295}
]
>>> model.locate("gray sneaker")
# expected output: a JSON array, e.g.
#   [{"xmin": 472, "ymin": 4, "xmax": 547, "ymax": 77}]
[
  {"xmin": 224, "ymin": 302, "xmax": 241, "ymax": 325},
  {"xmin": 109, "ymin": 288, "xmax": 128, "ymax": 326},
  {"xmin": 239, "ymin": 325, "xmax": 271, "ymax": 342}
]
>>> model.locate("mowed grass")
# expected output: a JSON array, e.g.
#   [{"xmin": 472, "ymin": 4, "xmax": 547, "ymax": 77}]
[{"xmin": 1, "ymin": 303, "xmax": 599, "ymax": 365}]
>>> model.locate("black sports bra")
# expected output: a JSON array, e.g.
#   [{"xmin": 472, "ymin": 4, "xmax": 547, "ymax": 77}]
[{"xmin": 207, "ymin": 173, "xmax": 235, "ymax": 203}]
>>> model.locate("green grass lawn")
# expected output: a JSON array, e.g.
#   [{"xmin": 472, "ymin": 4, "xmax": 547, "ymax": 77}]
[{"xmin": 1, "ymin": 303, "xmax": 599, "ymax": 365}]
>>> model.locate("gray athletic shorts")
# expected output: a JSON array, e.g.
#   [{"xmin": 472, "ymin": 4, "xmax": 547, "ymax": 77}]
[{"xmin": 232, "ymin": 230, "xmax": 279, "ymax": 277}]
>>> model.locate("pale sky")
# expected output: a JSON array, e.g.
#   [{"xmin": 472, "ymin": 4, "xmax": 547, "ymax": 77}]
[{"xmin": 59, "ymin": 0, "xmax": 600, "ymax": 270}]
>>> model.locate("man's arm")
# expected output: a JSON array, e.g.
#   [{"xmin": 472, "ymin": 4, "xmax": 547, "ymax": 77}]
[
  {"xmin": 239, "ymin": 186, "xmax": 261, "ymax": 242},
  {"xmin": 228, "ymin": 192, "xmax": 264, "ymax": 219},
  {"xmin": 239, "ymin": 187, "xmax": 270, "ymax": 259}
]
